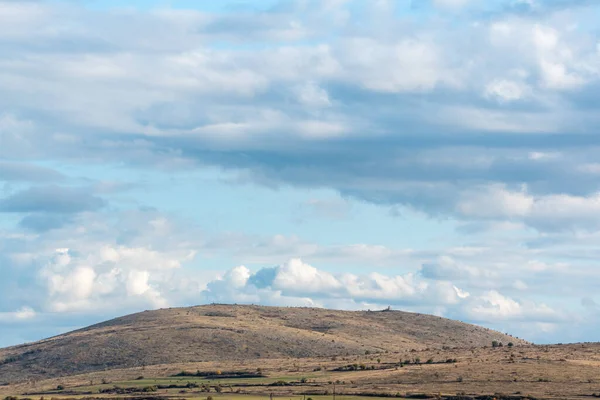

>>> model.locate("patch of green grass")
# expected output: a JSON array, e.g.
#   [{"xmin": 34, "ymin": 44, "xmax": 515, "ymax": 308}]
[{"xmin": 72, "ymin": 374, "xmax": 330, "ymax": 393}]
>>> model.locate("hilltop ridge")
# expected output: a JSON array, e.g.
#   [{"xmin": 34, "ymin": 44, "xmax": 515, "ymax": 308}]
[{"xmin": 0, "ymin": 304, "xmax": 527, "ymax": 383}]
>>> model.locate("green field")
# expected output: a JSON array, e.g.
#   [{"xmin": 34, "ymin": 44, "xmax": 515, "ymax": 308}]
[{"xmin": 68, "ymin": 374, "xmax": 325, "ymax": 392}]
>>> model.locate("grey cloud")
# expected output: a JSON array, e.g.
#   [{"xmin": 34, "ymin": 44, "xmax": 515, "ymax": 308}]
[
  {"xmin": 0, "ymin": 185, "xmax": 105, "ymax": 213},
  {"xmin": 0, "ymin": 162, "xmax": 64, "ymax": 182},
  {"xmin": 19, "ymin": 213, "xmax": 73, "ymax": 232}
]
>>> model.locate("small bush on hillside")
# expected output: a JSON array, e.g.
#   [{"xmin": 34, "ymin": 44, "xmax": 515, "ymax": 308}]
[
  {"xmin": 426, "ymin": 358, "xmax": 434, "ymax": 364},
  {"xmin": 135, "ymin": 376, "xmax": 144, "ymax": 380},
  {"xmin": 56, "ymin": 385, "xmax": 65, "ymax": 391},
  {"xmin": 508, "ymin": 342, "xmax": 514, "ymax": 347}
]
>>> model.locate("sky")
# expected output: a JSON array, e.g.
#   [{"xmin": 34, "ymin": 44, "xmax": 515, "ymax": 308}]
[{"xmin": 1, "ymin": 0, "xmax": 600, "ymax": 347}]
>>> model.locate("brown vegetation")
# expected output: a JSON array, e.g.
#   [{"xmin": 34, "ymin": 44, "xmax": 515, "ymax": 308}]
[{"xmin": 0, "ymin": 304, "xmax": 525, "ymax": 383}]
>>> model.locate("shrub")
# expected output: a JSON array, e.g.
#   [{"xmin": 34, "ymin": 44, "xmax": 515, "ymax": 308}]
[
  {"xmin": 207, "ymin": 396, "xmax": 214, "ymax": 400},
  {"xmin": 426, "ymin": 359, "xmax": 434, "ymax": 364},
  {"xmin": 492, "ymin": 340, "xmax": 499, "ymax": 348},
  {"xmin": 135, "ymin": 376, "xmax": 144, "ymax": 380},
  {"xmin": 508, "ymin": 342, "xmax": 514, "ymax": 348},
  {"xmin": 457, "ymin": 376, "xmax": 464, "ymax": 383},
  {"xmin": 300, "ymin": 377, "xmax": 308, "ymax": 383},
  {"xmin": 56, "ymin": 385, "xmax": 65, "ymax": 391}
]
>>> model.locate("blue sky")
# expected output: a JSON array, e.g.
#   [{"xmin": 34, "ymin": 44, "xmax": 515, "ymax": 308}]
[{"xmin": 1, "ymin": 0, "xmax": 600, "ymax": 347}]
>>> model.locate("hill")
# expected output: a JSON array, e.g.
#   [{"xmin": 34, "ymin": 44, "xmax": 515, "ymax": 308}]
[{"xmin": 0, "ymin": 304, "xmax": 527, "ymax": 383}]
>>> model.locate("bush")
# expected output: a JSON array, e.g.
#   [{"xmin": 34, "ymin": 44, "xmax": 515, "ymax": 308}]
[
  {"xmin": 508, "ymin": 342, "xmax": 514, "ymax": 347},
  {"xmin": 135, "ymin": 376, "xmax": 144, "ymax": 380},
  {"xmin": 426, "ymin": 359, "xmax": 434, "ymax": 364},
  {"xmin": 56, "ymin": 385, "xmax": 65, "ymax": 391},
  {"xmin": 457, "ymin": 376, "xmax": 464, "ymax": 383},
  {"xmin": 207, "ymin": 396, "xmax": 214, "ymax": 400}
]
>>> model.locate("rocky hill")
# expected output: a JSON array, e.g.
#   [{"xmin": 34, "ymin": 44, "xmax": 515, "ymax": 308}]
[{"xmin": 0, "ymin": 304, "xmax": 527, "ymax": 383}]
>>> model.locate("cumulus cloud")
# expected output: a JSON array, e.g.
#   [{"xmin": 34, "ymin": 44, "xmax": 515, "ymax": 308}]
[
  {"xmin": 0, "ymin": 209, "xmax": 199, "ymax": 316},
  {"xmin": 202, "ymin": 258, "xmax": 555, "ymax": 322},
  {"xmin": 467, "ymin": 290, "xmax": 563, "ymax": 323}
]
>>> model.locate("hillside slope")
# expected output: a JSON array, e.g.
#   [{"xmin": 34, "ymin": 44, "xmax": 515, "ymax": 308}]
[{"xmin": 0, "ymin": 304, "xmax": 527, "ymax": 383}]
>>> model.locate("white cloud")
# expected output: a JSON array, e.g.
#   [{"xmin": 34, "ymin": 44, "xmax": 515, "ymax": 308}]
[
  {"xmin": 433, "ymin": 0, "xmax": 471, "ymax": 9},
  {"xmin": 201, "ymin": 258, "xmax": 562, "ymax": 326},
  {"xmin": 294, "ymin": 81, "xmax": 332, "ymax": 107},
  {"xmin": 457, "ymin": 185, "xmax": 534, "ymax": 219},
  {"xmin": 484, "ymin": 79, "xmax": 528, "ymax": 102},
  {"xmin": 0, "ymin": 307, "xmax": 37, "ymax": 322},
  {"xmin": 468, "ymin": 290, "xmax": 562, "ymax": 322}
]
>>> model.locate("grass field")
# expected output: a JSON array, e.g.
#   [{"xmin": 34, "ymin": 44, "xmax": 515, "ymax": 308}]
[{"xmin": 4, "ymin": 343, "xmax": 600, "ymax": 400}]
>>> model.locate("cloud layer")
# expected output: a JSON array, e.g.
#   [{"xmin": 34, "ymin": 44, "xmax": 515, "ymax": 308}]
[{"xmin": 1, "ymin": 0, "xmax": 600, "ymax": 346}]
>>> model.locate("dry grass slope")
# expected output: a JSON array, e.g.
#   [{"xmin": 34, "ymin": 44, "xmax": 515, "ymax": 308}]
[{"xmin": 0, "ymin": 304, "xmax": 527, "ymax": 383}]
